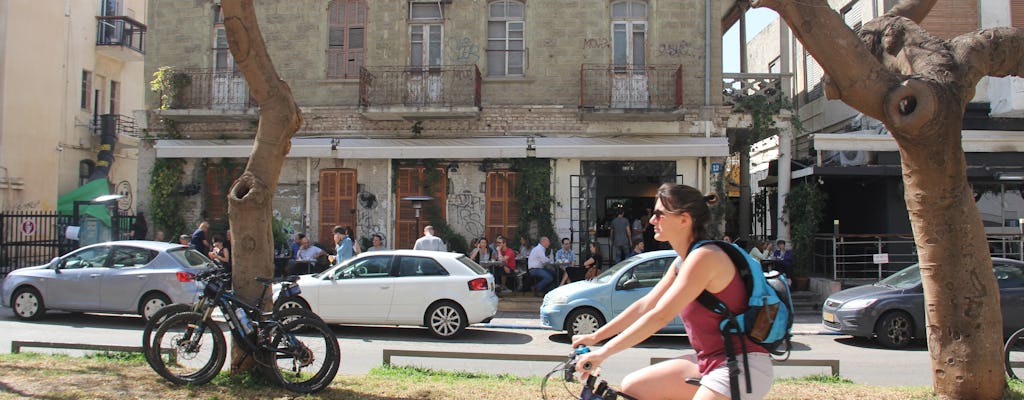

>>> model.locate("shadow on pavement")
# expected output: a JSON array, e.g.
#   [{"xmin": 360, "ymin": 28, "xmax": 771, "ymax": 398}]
[
  {"xmin": 329, "ymin": 324, "xmax": 536, "ymax": 344},
  {"xmin": 833, "ymin": 335, "xmax": 928, "ymax": 351}
]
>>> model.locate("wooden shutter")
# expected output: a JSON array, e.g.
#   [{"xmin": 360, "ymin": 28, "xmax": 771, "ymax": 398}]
[
  {"xmin": 1013, "ymin": 0, "xmax": 1024, "ymax": 27},
  {"xmin": 395, "ymin": 166, "xmax": 446, "ymax": 249},
  {"xmin": 203, "ymin": 162, "xmax": 244, "ymax": 234},
  {"xmin": 319, "ymin": 169, "xmax": 357, "ymax": 244},
  {"xmin": 485, "ymin": 171, "xmax": 520, "ymax": 241}
]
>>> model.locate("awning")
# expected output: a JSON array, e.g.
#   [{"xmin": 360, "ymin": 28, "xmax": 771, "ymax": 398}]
[
  {"xmin": 155, "ymin": 137, "xmax": 529, "ymax": 159},
  {"xmin": 812, "ymin": 130, "xmax": 1024, "ymax": 152},
  {"xmin": 533, "ymin": 136, "xmax": 728, "ymax": 159}
]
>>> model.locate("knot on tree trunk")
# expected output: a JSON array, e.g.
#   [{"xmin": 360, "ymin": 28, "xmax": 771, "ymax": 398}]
[
  {"xmin": 228, "ymin": 171, "xmax": 269, "ymax": 208},
  {"xmin": 884, "ymin": 79, "xmax": 936, "ymax": 135}
]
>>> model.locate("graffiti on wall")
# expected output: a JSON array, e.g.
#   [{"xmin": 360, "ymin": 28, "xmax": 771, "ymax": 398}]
[
  {"xmin": 657, "ymin": 41, "xmax": 693, "ymax": 58},
  {"xmin": 447, "ymin": 36, "xmax": 480, "ymax": 65},
  {"xmin": 356, "ymin": 191, "xmax": 387, "ymax": 245},
  {"xmin": 583, "ymin": 38, "xmax": 610, "ymax": 49},
  {"xmin": 8, "ymin": 200, "xmax": 41, "ymax": 212},
  {"xmin": 450, "ymin": 191, "xmax": 485, "ymax": 237}
]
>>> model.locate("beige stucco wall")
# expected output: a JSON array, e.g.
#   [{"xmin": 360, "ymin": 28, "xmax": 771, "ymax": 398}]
[{"xmin": 0, "ymin": 0, "xmax": 145, "ymax": 212}]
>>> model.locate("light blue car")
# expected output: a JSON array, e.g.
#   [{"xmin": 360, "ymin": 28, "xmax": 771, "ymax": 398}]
[{"xmin": 540, "ymin": 250, "xmax": 685, "ymax": 336}]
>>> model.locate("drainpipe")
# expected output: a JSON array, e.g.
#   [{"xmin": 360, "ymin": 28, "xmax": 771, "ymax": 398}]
[
  {"xmin": 704, "ymin": 0, "xmax": 711, "ymax": 106},
  {"xmin": 777, "ymin": 115, "xmax": 792, "ymax": 241},
  {"xmin": 305, "ymin": 157, "xmax": 311, "ymax": 236}
]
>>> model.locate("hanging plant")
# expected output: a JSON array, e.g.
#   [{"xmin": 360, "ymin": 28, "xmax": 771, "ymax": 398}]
[
  {"xmin": 514, "ymin": 158, "xmax": 556, "ymax": 242},
  {"xmin": 150, "ymin": 66, "xmax": 192, "ymax": 110},
  {"xmin": 783, "ymin": 182, "xmax": 827, "ymax": 276},
  {"xmin": 150, "ymin": 158, "xmax": 186, "ymax": 239}
]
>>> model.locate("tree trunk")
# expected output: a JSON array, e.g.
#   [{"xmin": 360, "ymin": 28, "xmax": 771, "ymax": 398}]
[
  {"xmin": 755, "ymin": 0, "xmax": 1016, "ymax": 397},
  {"xmin": 220, "ymin": 0, "xmax": 303, "ymax": 374}
]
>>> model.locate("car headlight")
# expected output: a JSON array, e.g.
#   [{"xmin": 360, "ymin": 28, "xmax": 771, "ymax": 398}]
[
  {"xmin": 839, "ymin": 298, "xmax": 877, "ymax": 310},
  {"xmin": 546, "ymin": 294, "xmax": 569, "ymax": 306}
]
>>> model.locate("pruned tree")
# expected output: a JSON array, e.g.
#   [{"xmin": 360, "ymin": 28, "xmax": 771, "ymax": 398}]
[
  {"xmin": 756, "ymin": 0, "xmax": 1020, "ymax": 397},
  {"xmin": 220, "ymin": 0, "xmax": 303, "ymax": 372}
]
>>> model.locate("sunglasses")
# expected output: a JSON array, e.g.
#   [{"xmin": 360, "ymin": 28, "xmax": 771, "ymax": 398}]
[{"xmin": 652, "ymin": 208, "xmax": 681, "ymax": 220}]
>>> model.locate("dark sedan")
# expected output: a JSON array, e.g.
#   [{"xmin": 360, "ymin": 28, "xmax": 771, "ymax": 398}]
[{"xmin": 822, "ymin": 257, "xmax": 1024, "ymax": 348}]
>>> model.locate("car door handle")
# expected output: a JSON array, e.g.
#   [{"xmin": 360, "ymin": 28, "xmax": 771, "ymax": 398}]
[
  {"xmin": 137, "ymin": 275, "xmax": 147, "ymax": 279},
  {"xmin": 89, "ymin": 274, "xmax": 102, "ymax": 278},
  {"xmin": 380, "ymin": 286, "xmax": 390, "ymax": 290}
]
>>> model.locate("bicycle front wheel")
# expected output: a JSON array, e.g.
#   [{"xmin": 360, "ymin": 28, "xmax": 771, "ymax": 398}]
[
  {"xmin": 142, "ymin": 303, "xmax": 194, "ymax": 369},
  {"xmin": 149, "ymin": 311, "xmax": 226, "ymax": 385},
  {"xmin": 1007, "ymin": 327, "xmax": 1024, "ymax": 380},
  {"xmin": 540, "ymin": 362, "xmax": 586, "ymax": 400},
  {"xmin": 259, "ymin": 315, "xmax": 340, "ymax": 394}
]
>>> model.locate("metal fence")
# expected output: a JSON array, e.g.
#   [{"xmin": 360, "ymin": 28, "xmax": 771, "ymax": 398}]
[
  {"xmin": 812, "ymin": 233, "xmax": 1023, "ymax": 286},
  {"xmin": 0, "ymin": 211, "xmax": 136, "ymax": 278}
]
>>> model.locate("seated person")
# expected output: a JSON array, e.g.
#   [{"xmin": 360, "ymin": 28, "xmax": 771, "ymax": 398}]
[
  {"xmin": 468, "ymin": 236, "xmax": 492, "ymax": 264},
  {"xmin": 289, "ymin": 233, "xmax": 325, "ymax": 275},
  {"xmin": 627, "ymin": 239, "xmax": 644, "ymax": 258},
  {"xmin": 493, "ymin": 237, "xmax": 518, "ymax": 292},
  {"xmin": 582, "ymin": 242, "xmax": 603, "ymax": 280}
]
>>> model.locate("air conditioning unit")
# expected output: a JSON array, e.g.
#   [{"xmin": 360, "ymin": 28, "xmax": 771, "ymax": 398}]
[{"xmin": 839, "ymin": 150, "xmax": 872, "ymax": 166}]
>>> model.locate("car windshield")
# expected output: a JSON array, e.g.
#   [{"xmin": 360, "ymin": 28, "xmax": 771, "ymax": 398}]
[
  {"xmin": 456, "ymin": 256, "xmax": 489, "ymax": 275},
  {"xmin": 168, "ymin": 248, "xmax": 215, "ymax": 269},
  {"xmin": 591, "ymin": 255, "xmax": 646, "ymax": 284},
  {"xmin": 877, "ymin": 264, "xmax": 921, "ymax": 289}
]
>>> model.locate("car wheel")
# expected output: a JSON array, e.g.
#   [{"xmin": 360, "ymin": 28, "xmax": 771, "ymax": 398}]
[
  {"xmin": 566, "ymin": 308, "xmax": 605, "ymax": 337},
  {"xmin": 875, "ymin": 310, "xmax": 914, "ymax": 348},
  {"xmin": 138, "ymin": 293, "xmax": 172, "ymax": 321},
  {"xmin": 425, "ymin": 301, "xmax": 467, "ymax": 339},
  {"xmin": 11, "ymin": 287, "xmax": 45, "ymax": 321},
  {"xmin": 274, "ymin": 296, "xmax": 311, "ymax": 314}
]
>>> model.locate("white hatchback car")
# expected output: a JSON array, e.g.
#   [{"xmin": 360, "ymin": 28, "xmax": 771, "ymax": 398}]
[
  {"xmin": 1, "ymin": 241, "xmax": 213, "ymax": 321},
  {"xmin": 273, "ymin": 250, "xmax": 499, "ymax": 338}
]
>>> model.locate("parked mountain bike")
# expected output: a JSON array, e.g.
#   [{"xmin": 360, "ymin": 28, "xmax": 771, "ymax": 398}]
[
  {"xmin": 541, "ymin": 346, "xmax": 637, "ymax": 400},
  {"xmin": 1007, "ymin": 326, "xmax": 1024, "ymax": 380},
  {"xmin": 145, "ymin": 267, "xmax": 340, "ymax": 394}
]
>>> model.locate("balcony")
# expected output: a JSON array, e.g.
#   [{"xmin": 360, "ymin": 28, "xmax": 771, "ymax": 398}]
[
  {"xmin": 359, "ymin": 65, "xmax": 481, "ymax": 121},
  {"xmin": 94, "ymin": 114, "xmax": 139, "ymax": 138},
  {"xmin": 721, "ymin": 73, "xmax": 793, "ymax": 105},
  {"xmin": 155, "ymin": 68, "xmax": 257, "ymax": 122},
  {"xmin": 95, "ymin": 16, "xmax": 146, "ymax": 62},
  {"xmin": 578, "ymin": 64, "xmax": 683, "ymax": 121}
]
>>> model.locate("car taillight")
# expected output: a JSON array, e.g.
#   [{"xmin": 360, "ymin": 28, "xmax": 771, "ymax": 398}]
[
  {"xmin": 467, "ymin": 277, "xmax": 489, "ymax": 291},
  {"xmin": 176, "ymin": 272, "xmax": 195, "ymax": 283}
]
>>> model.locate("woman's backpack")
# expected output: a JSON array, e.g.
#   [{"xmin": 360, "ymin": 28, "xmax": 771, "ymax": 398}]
[{"xmin": 690, "ymin": 240, "xmax": 795, "ymax": 399}]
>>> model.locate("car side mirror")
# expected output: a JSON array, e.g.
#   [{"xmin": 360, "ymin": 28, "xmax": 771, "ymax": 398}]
[{"xmin": 619, "ymin": 278, "xmax": 641, "ymax": 290}]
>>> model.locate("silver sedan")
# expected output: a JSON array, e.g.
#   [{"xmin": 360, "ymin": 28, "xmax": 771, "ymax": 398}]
[{"xmin": 1, "ymin": 240, "xmax": 213, "ymax": 321}]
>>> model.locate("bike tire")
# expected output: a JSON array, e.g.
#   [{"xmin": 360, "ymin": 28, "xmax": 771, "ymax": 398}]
[
  {"xmin": 259, "ymin": 314, "xmax": 340, "ymax": 394},
  {"xmin": 540, "ymin": 361, "xmax": 585, "ymax": 400},
  {"xmin": 141, "ymin": 303, "xmax": 194, "ymax": 369},
  {"xmin": 1006, "ymin": 327, "xmax": 1024, "ymax": 380},
  {"xmin": 148, "ymin": 311, "xmax": 226, "ymax": 386}
]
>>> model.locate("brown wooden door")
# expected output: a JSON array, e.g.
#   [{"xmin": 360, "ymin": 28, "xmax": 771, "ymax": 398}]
[
  {"xmin": 485, "ymin": 171, "xmax": 520, "ymax": 241},
  {"xmin": 395, "ymin": 166, "xmax": 446, "ymax": 249},
  {"xmin": 319, "ymin": 169, "xmax": 357, "ymax": 245}
]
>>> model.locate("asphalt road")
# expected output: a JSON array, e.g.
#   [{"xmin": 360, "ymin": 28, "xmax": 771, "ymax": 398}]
[{"xmin": 0, "ymin": 308, "xmax": 936, "ymax": 388}]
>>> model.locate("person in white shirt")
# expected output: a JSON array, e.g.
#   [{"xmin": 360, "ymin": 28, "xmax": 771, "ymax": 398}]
[
  {"xmin": 413, "ymin": 225, "xmax": 446, "ymax": 252},
  {"xmin": 527, "ymin": 237, "xmax": 555, "ymax": 296}
]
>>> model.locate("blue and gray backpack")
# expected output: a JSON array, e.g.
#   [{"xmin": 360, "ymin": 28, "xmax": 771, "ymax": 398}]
[{"xmin": 690, "ymin": 240, "xmax": 794, "ymax": 399}]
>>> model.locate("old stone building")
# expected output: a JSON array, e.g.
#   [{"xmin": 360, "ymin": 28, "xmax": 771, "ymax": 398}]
[{"xmin": 142, "ymin": 0, "xmax": 764, "ymax": 255}]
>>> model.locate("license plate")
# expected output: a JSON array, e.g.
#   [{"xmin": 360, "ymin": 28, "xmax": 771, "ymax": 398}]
[{"xmin": 822, "ymin": 311, "xmax": 835, "ymax": 323}]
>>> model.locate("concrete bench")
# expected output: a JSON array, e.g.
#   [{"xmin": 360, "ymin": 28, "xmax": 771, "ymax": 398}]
[{"xmin": 11, "ymin": 340, "xmax": 175, "ymax": 361}]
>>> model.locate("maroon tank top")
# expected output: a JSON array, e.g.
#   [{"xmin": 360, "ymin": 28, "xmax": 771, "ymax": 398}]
[{"xmin": 681, "ymin": 271, "xmax": 768, "ymax": 375}]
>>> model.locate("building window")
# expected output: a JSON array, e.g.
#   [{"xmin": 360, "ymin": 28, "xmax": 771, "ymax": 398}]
[
  {"xmin": 768, "ymin": 57, "xmax": 780, "ymax": 74},
  {"xmin": 487, "ymin": 0, "xmax": 525, "ymax": 76},
  {"xmin": 327, "ymin": 0, "xmax": 366, "ymax": 79},
  {"xmin": 410, "ymin": 24, "xmax": 443, "ymax": 68},
  {"xmin": 611, "ymin": 0, "xmax": 647, "ymax": 68},
  {"xmin": 805, "ymin": 50, "xmax": 823, "ymax": 101},
  {"xmin": 842, "ymin": 1, "xmax": 863, "ymax": 33},
  {"xmin": 109, "ymin": 80, "xmax": 120, "ymax": 114},
  {"xmin": 81, "ymin": 70, "xmax": 93, "ymax": 111},
  {"xmin": 409, "ymin": 1, "xmax": 444, "ymax": 21}
]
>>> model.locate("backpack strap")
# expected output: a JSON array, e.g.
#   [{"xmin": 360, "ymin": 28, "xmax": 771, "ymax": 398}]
[{"xmin": 690, "ymin": 240, "xmax": 756, "ymax": 397}]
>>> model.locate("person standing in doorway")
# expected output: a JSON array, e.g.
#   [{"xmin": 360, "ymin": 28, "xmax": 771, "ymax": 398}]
[
  {"xmin": 610, "ymin": 209, "xmax": 632, "ymax": 263},
  {"xmin": 413, "ymin": 225, "xmax": 446, "ymax": 251},
  {"xmin": 329, "ymin": 225, "xmax": 354, "ymax": 266}
]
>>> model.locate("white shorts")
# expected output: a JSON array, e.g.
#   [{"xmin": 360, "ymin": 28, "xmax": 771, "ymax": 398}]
[{"xmin": 699, "ymin": 352, "xmax": 774, "ymax": 400}]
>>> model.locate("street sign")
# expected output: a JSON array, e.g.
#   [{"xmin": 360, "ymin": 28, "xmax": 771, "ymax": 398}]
[{"xmin": 710, "ymin": 162, "xmax": 722, "ymax": 174}]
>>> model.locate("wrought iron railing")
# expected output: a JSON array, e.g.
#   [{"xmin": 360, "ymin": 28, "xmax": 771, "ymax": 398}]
[
  {"xmin": 811, "ymin": 233, "xmax": 1023, "ymax": 284},
  {"xmin": 96, "ymin": 16, "xmax": 146, "ymax": 54},
  {"xmin": 94, "ymin": 114, "xmax": 139, "ymax": 138},
  {"xmin": 359, "ymin": 65, "xmax": 482, "ymax": 108},
  {"xmin": 579, "ymin": 64, "xmax": 683, "ymax": 110},
  {"xmin": 721, "ymin": 72, "xmax": 792, "ymax": 105},
  {"xmin": 174, "ymin": 68, "xmax": 255, "ymax": 111}
]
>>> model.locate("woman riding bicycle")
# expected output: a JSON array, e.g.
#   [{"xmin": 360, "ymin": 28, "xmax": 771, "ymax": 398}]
[{"xmin": 572, "ymin": 183, "xmax": 774, "ymax": 399}]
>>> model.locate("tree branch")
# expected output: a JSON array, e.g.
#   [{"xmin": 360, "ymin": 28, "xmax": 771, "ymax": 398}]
[
  {"xmin": 951, "ymin": 27, "xmax": 1024, "ymax": 89},
  {"xmin": 886, "ymin": 0, "xmax": 936, "ymax": 24},
  {"xmin": 753, "ymin": 0, "xmax": 900, "ymax": 121}
]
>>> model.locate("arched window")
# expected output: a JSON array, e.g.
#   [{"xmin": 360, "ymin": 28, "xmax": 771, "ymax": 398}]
[{"xmin": 610, "ymin": 0, "xmax": 647, "ymax": 68}]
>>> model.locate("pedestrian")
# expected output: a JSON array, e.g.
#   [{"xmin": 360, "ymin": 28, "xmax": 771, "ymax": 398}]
[
  {"xmin": 527, "ymin": 236, "xmax": 556, "ymax": 296},
  {"xmin": 328, "ymin": 225, "xmax": 354, "ymax": 266},
  {"xmin": 178, "ymin": 234, "xmax": 191, "ymax": 246},
  {"xmin": 366, "ymin": 234, "xmax": 387, "ymax": 252},
  {"xmin": 610, "ymin": 209, "xmax": 632, "ymax": 263},
  {"xmin": 130, "ymin": 212, "xmax": 148, "ymax": 240},
  {"xmin": 582, "ymin": 242, "xmax": 603, "ymax": 280},
  {"xmin": 413, "ymin": 225, "xmax": 446, "ymax": 251},
  {"xmin": 190, "ymin": 221, "xmax": 210, "ymax": 255},
  {"xmin": 572, "ymin": 182, "xmax": 774, "ymax": 399},
  {"xmin": 208, "ymin": 236, "xmax": 231, "ymax": 273},
  {"xmin": 628, "ymin": 239, "xmax": 644, "ymax": 258},
  {"xmin": 153, "ymin": 230, "xmax": 166, "ymax": 242}
]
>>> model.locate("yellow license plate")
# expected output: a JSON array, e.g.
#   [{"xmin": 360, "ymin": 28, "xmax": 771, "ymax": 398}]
[{"xmin": 822, "ymin": 311, "xmax": 835, "ymax": 323}]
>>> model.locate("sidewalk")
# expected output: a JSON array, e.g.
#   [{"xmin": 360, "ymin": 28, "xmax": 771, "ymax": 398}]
[{"xmin": 480, "ymin": 311, "xmax": 832, "ymax": 335}]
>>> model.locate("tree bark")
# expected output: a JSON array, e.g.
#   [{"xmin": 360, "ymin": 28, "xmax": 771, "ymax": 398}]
[
  {"xmin": 219, "ymin": 0, "xmax": 303, "ymax": 373},
  {"xmin": 754, "ymin": 0, "xmax": 1018, "ymax": 398}
]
